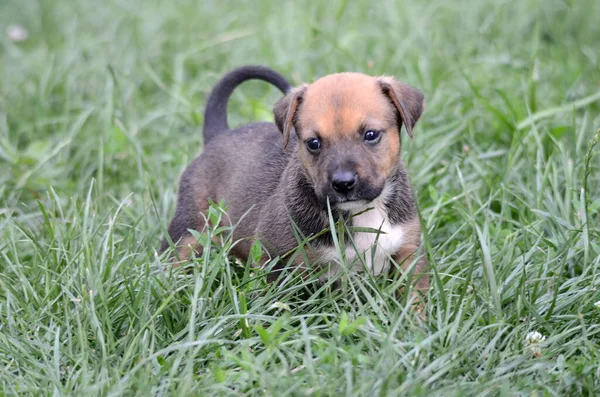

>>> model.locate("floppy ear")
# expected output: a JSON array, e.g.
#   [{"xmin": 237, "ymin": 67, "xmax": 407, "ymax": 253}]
[
  {"xmin": 273, "ymin": 85, "xmax": 307, "ymax": 150},
  {"xmin": 377, "ymin": 77, "xmax": 425, "ymax": 139}
]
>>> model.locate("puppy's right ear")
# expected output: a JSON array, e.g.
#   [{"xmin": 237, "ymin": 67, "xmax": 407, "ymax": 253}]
[{"xmin": 273, "ymin": 85, "xmax": 307, "ymax": 150}]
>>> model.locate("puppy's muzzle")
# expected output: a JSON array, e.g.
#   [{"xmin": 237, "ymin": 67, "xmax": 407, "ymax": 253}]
[
  {"xmin": 325, "ymin": 167, "xmax": 383, "ymax": 207},
  {"xmin": 331, "ymin": 171, "xmax": 357, "ymax": 194}
]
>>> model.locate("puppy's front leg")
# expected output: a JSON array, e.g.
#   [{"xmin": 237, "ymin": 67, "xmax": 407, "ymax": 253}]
[
  {"xmin": 393, "ymin": 244, "xmax": 429, "ymax": 316},
  {"xmin": 394, "ymin": 245, "xmax": 429, "ymax": 292}
]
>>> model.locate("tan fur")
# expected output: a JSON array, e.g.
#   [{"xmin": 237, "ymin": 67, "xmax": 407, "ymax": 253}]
[{"xmin": 172, "ymin": 234, "xmax": 201, "ymax": 265}]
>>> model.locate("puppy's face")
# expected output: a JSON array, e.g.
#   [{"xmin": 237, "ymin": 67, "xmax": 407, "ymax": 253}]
[{"xmin": 274, "ymin": 73, "xmax": 424, "ymax": 207}]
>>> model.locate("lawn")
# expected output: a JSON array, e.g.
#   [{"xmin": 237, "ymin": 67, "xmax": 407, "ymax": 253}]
[{"xmin": 1, "ymin": 0, "xmax": 600, "ymax": 395}]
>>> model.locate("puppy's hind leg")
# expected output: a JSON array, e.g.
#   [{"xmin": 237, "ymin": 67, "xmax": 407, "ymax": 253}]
[
  {"xmin": 161, "ymin": 211, "xmax": 206, "ymax": 264},
  {"xmin": 160, "ymin": 181, "xmax": 207, "ymax": 264}
]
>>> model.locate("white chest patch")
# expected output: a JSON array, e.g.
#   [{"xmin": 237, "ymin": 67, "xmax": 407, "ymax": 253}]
[{"xmin": 316, "ymin": 190, "xmax": 405, "ymax": 278}]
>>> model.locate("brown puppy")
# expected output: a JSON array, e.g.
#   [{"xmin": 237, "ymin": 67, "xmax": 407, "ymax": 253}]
[{"xmin": 161, "ymin": 65, "xmax": 428, "ymax": 292}]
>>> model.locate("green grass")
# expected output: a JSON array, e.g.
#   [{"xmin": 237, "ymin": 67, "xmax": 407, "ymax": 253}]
[{"xmin": 1, "ymin": 0, "xmax": 600, "ymax": 395}]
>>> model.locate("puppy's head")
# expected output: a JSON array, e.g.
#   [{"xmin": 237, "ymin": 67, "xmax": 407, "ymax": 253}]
[{"xmin": 274, "ymin": 73, "xmax": 424, "ymax": 208}]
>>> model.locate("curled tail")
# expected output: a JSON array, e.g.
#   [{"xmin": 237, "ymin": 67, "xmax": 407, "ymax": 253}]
[{"xmin": 203, "ymin": 65, "xmax": 292, "ymax": 143}]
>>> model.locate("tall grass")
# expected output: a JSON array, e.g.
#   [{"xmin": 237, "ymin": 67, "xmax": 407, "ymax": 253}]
[{"xmin": 1, "ymin": 0, "xmax": 599, "ymax": 395}]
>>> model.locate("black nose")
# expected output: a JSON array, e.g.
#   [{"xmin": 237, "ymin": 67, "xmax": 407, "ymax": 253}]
[{"xmin": 331, "ymin": 171, "xmax": 357, "ymax": 194}]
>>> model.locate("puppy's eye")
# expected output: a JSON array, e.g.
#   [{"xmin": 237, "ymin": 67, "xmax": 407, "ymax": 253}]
[
  {"xmin": 364, "ymin": 130, "xmax": 381, "ymax": 143},
  {"xmin": 306, "ymin": 138, "xmax": 321, "ymax": 152}
]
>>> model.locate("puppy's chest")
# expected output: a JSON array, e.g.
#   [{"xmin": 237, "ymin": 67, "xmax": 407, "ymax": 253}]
[{"xmin": 316, "ymin": 205, "xmax": 405, "ymax": 275}]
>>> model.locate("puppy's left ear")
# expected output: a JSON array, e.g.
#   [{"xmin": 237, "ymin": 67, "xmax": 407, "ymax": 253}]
[
  {"xmin": 273, "ymin": 85, "xmax": 307, "ymax": 150},
  {"xmin": 377, "ymin": 77, "xmax": 425, "ymax": 139}
]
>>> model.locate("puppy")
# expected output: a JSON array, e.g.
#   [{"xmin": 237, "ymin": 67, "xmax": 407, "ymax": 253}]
[{"xmin": 161, "ymin": 65, "xmax": 428, "ymax": 292}]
